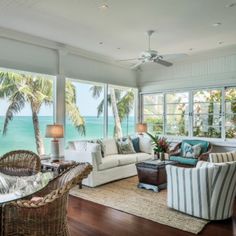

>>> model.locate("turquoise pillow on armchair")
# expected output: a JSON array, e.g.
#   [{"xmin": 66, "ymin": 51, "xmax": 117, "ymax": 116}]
[{"xmin": 181, "ymin": 140, "xmax": 209, "ymax": 155}]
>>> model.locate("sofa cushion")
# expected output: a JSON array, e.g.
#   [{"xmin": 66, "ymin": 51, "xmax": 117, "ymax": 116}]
[
  {"xmin": 117, "ymin": 138, "xmax": 136, "ymax": 154},
  {"xmin": 182, "ymin": 142, "xmax": 201, "ymax": 158},
  {"xmin": 103, "ymin": 138, "xmax": 118, "ymax": 156},
  {"xmin": 131, "ymin": 137, "xmax": 141, "ymax": 153},
  {"xmin": 117, "ymin": 154, "xmax": 137, "ymax": 166},
  {"xmin": 136, "ymin": 153, "xmax": 152, "ymax": 162},
  {"xmin": 98, "ymin": 157, "xmax": 119, "ymax": 171},
  {"xmin": 169, "ymin": 156, "xmax": 198, "ymax": 166},
  {"xmin": 139, "ymin": 136, "xmax": 152, "ymax": 154}
]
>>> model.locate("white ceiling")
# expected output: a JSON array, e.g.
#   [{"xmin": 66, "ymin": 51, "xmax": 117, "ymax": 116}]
[{"xmin": 0, "ymin": 0, "xmax": 235, "ymax": 62}]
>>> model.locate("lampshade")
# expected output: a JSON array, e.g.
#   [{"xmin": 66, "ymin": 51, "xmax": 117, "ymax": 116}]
[
  {"xmin": 136, "ymin": 123, "xmax": 147, "ymax": 133},
  {"xmin": 45, "ymin": 124, "xmax": 64, "ymax": 139}
]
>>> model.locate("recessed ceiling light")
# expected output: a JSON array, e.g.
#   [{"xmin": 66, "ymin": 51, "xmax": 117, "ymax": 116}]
[
  {"xmin": 99, "ymin": 42, "xmax": 103, "ymax": 45},
  {"xmin": 226, "ymin": 2, "xmax": 236, "ymax": 7},
  {"xmin": 99, "ymin": 4, "xmax": 109, "ymax": 10},
  {"xmin": 212, "ymin": 22, "xmax": 222, "ymax": 27},
  {"xmin": 218, "ymin": 41, "xmax": 224, "ymax": 45}
]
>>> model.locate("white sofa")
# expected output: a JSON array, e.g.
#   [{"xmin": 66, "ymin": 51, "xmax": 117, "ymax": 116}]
[{"xmin": 64, "ymin": 136, "xmax": 153, "ymax": 187}]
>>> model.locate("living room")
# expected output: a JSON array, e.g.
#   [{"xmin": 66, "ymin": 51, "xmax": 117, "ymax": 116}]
[{"xmin": 0, "ymin": 1, "xmax": 235, "ymax": 236}]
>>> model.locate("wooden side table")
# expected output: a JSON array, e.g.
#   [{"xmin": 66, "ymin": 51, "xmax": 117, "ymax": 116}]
[
  {"xmin": 40, "ymin": 156, "xmax": 75, "ymax": 174},
  {"xmin": 136, "ymin": 159, "xmax": 178, "ymax": 192},
  {"xmin": 41, "ymin": 158, "xmax": 82, "ymax": 189}
]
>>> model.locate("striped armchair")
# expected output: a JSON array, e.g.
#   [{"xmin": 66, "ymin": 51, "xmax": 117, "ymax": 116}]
[
  {"xmin": 209, "ymin": 151, "xmax": 236, "ymax": 163},
  {"xmin": 166, "ymin": 161, "xmax": 236, "ymax": 220}
]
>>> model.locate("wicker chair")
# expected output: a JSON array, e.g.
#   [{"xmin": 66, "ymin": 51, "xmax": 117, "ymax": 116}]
[
  {"xmin": 1, "ymin": 163, "xmax": 92, "ymax": 236},
  {"xmin": 0, "ymin": 150, "xmax": 41, "ymax": 176},
  {"xmin": 169, "ymin": 140, "xmax": 212, "ymax": 166}
]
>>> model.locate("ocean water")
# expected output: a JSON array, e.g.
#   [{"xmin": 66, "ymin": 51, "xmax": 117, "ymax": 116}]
[{"xmin": 0, "ymin": 116, "xmax": 135, "ymax": 155}]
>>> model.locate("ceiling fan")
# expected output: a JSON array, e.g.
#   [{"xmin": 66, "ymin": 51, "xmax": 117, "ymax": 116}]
[{"xmin": 118, "ymin": 30, "xmax": 179, "ymax": 69}]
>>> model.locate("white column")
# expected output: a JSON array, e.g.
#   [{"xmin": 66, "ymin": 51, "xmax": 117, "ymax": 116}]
[{"xmin": 54, "ymin": 49, "xmax": 67, "ymax": 156}]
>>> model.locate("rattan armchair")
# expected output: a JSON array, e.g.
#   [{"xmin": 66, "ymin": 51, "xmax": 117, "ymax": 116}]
[
  {"xmin": 0, "ymin": 150, "xmax": 41, "ymax": 176},
  {"xmin": 170, "ymin": 142, "xmax": 212, "ymax": 161},
  {"xmin": 169, "ymin": 140, "xmax": 212, "ymax": 166},
  {"xmin": 1, "ymin": 163, "xmax": 92, "ymax": 236}
]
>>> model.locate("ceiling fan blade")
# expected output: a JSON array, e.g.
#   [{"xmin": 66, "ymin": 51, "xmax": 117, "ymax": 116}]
[
  {"xmin": 154, "ymin": 59, "xmax": 173, "ymax": 67},
  {"xmin": 117, "ymin": 58, "xmax": 140, "ymax": 61},
  {"xmin": 130, "ymin": 61, "xmax": 144, "ymax": 69},
  {"xmin": 160, "ymin": 53, "xmax": 187, "ymax": 60}
]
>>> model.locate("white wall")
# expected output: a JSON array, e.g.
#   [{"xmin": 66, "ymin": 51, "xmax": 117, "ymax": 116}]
[
  {"xmin": 0, "ymin": 30, "xmax": 136, "ymax": 87},
  {"xmin": 138, "ymin": 45, "xmax": 236, "ymax": 93}
]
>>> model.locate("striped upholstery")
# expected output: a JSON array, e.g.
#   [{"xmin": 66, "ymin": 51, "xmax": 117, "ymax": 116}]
[
  {"xmin": 209, "ymin": 152, "xmax": 236, "ymax": 163},
  {"xmin": 166, "ymin": 161, "xmax": 236, "ymax": 220}
]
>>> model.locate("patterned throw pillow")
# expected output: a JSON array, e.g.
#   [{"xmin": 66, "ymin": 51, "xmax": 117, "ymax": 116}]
[
  {"xmin": 117, "ymin": 138, "xmax": 136, "ymax": 154},
  {"xmin": 183, "ymin": 142, "xmax": 202, "ymax": 158}
]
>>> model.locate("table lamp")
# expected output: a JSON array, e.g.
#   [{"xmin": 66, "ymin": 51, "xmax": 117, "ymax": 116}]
[
  {"xmin": 45, "ymin": 124, "xmax": 64, "ymax": 161},
  {"xmin": 136, "ymin": 123, "xmax": 147, "ymax": 135}
]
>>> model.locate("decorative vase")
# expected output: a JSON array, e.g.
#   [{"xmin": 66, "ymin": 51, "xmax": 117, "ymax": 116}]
[{"xmin": 160, "ymin": 152, "xmax": 165, "ymax": 161}]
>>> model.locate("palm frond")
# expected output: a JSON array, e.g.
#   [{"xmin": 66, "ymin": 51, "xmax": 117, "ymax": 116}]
[
  {"xmin": 97, "ymin": 100, "xmax": 104, "ymax": 117},
  {"xmin": 2, "ymin": 92, "xmax": 25, "ymax": 135},
  {"xmin": 90, "ymin": 85, "xmax": 103, "ymax": 99},
  {"xmin": 66, "ymin": 81, "xmax": 86, "ymax": 135},
  {"xmin": 66, "ymin": 102, "xmax": 86, "ymax": 135}
]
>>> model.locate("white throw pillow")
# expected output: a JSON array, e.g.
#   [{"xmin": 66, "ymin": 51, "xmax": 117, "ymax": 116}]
[
  {"xmin": 183, "ymin": 143, "xmax": 201, "ymax": 158},
  {"xmin": 86, "ymin": 142, "xmax": 102, "ymax": 164},
  {"xmin": 73, "ymin": 141, "xmax": 87, "ymax": 152},
  {"xmin": 102, "ymin": 138, "xmax": 118, "ymax": 156},
  {"xmin": 139, "ymin": 136, "xmax": 152, "ymax": 154}
]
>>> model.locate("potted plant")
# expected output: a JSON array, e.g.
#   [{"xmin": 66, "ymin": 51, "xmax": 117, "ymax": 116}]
[{"xmin": 146, "ymin": 133, "xmax": 169, "ymax": 160}]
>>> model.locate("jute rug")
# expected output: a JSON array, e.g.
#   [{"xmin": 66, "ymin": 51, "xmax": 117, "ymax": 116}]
[{"xmin": 70, "ymin": 177, "xmax": 208, "ymax": 234}]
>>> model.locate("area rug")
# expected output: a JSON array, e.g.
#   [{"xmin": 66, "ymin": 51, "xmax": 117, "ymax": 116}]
[{"xmin": 70, "ymin": 177, "xmax": 208, "ymax": 234}]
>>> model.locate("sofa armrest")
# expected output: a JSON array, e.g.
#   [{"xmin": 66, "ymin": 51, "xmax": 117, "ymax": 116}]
[{"xmin": 64, "ymin": 150, "xmax": 98, "ymax": 170}]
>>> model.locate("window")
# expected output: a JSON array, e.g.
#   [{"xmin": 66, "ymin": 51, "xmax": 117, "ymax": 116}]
[
  {"xmin": 225, "ymin": 87, "xmax": 236, "ymax": 139},
  {"xmin": 166, "ymin": 92, "xmax": 189, "ymax": 136},
  {"xmin": 65, "ymin": 79, "xmax": 104, "ymax": 142},
  {"xmin": 142, "ymin": 94, "xmax": 164, "ymax": 134},
  {"xmin": 0, "ymin": 68, "xmax": 54, "ymax": 155},
  {"xmin": 141, "ymin": 86, "xmax": 236, "ymax": 140},
  {"xmin": 193, "ymin": 89, "xmax": 222, "ymax": 138},
  {"xmin": 107, "ymin": 85, "xmax": 136, "ymax": 138}
]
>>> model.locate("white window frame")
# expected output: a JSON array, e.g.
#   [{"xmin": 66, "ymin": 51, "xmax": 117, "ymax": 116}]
[{"xmin": 140, "ymin": 85, "xmax": 236, "ymax": 144}]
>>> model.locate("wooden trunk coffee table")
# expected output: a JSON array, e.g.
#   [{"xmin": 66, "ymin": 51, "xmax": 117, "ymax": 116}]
[{"xmin": 136, "ymin": 159, "xmax": 177, "ymax": 192}]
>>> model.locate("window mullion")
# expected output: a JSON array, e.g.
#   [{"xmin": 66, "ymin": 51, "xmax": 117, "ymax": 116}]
[
  {"xmin": 163, "ymin": 93, "xmax": 166, "ymax": 135},
  {"xmin": 189, "ymin": 91, "xmax": 193, "ymax": 137},
  {"xmin": 103, "ymin": 84, "xmax": 108, "ymax": 138},
  {"xmin": 222, "ymin": 87, "xmax": 226, "ymax": 140}
]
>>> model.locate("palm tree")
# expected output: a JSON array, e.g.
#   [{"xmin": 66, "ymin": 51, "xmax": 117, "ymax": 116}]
[
  {"xmin": 90, "ymin": 86, "xmax": 134, "ymax": 138},
  {"xmin": 0, "ymin": 71, "xmax": 85, "ymax": 155}
]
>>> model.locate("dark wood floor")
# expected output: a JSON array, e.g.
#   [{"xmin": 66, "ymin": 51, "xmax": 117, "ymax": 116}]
[{"xmin": 68, "ymin": 196, "xmax": 236, "ymax": 236}]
